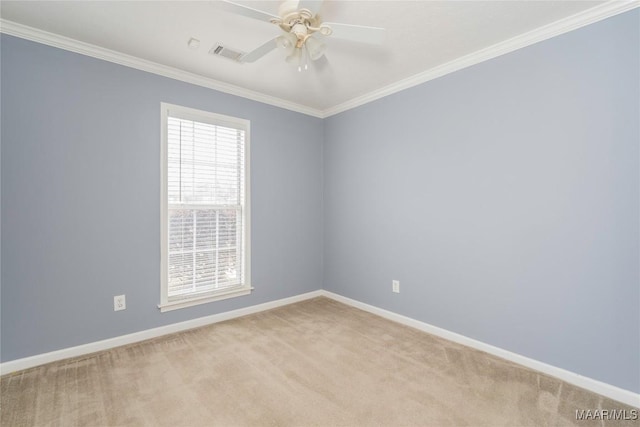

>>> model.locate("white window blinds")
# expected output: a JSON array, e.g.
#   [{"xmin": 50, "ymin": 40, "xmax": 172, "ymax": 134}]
[{"xmin": 160, "ymin": 104, "xmax": 250, "ymax": 311}]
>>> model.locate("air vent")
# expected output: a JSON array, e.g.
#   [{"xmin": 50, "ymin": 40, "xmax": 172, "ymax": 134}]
[{"xmin": 209, "ymin": 44, "xmax": 245, "ymax": 62}]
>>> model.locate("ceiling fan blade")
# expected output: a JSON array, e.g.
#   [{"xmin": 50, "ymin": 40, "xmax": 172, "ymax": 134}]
[
  {"xmin": 298, "ymin": 0, "xmax": 323, "ymax": 15},
  {"xmin": 323, "ymin": 22, "xmax": 386, "ymax": 45},
  {"xmin": 240, "ymin": 37, "xmax": 279, "ymax": 63},
  {"xmin": 219, "ymin": 1, "xmax": 279, "ymax": 23}
]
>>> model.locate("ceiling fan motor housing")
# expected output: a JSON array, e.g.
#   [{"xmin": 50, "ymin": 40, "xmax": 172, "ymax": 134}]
[{"xmin": 291, "ymin": 22, "xmax": 308, "ymax": 47}]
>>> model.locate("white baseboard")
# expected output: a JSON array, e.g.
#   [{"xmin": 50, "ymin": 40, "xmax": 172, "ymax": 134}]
[
  {"xmin": 2, "ymin": 288, "xmax": 637, "ymax": 408},
  {"xmin": 320, "ymin": 290, "xmax": 640, "ymax": 408},
  {"xmin": 0, "ymin": 290, "xmax": 323, "ymax": 376}
]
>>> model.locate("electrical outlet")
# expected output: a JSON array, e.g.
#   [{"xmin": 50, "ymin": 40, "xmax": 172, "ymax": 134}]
[
  {"xmin": 392, "ymin": 280, "xmax": 400, "ymax": 293},
  {"xmin": 114, "ymin": 295, "xmax": 126, "ymax": 311}
]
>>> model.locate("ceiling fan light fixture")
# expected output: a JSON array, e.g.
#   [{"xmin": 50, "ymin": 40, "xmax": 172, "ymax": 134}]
[
  {"xmin": 286, "ymin": 46, "xmax": 309, "ymax": 72},
  {"xmin": 301, "ymin": 46, "xmax": 310, "ymax": 71},
  {"xmin": 295, "ymin": 46, "xmax": 308, "ymax": 72},
  {"xmin": 276, "ymin": 33, "xmax": 296, "ymax": 50},
  {"xmin": 305, "ymin": 36, "xmax": 326, "ymax": 61},
  {"xmin": 286, "ymin": 46, "xmax": 301, "ymax": 64}
]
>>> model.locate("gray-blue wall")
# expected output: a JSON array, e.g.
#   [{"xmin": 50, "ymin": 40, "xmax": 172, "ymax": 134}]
[
  {"xmin": 324, "ymin": 10, "xmax": 639, "ymax": 393},
  {"xmin": 0, "ymin": 35, "xmax": 324, "ymax": 362}
]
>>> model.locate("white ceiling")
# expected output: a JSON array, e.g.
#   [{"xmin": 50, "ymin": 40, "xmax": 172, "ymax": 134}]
[{"xmin": 0, "ymin": 1, "xmax": 624, "ymax": 115}]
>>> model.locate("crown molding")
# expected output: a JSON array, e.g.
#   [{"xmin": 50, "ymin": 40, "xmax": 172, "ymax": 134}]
[
  {"xmin": 1, "ymin": 1, "xmax": 638, "ymax": 119},
  {"xmin": 0, "ymin": 19, "xmax": 324, "ymax": 119},
  {"xmin": 322, "ymin": 0, "xmax": 640, "ymax": 118}
]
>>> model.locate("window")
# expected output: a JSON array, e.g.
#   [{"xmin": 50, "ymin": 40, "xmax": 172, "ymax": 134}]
[{"xmin": 159, "ymin": 103, "xmax": 251, "ymax": 312}]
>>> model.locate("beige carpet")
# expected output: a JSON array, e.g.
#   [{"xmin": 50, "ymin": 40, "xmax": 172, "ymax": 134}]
[{"xmin": 1, "ymin": 297, "xmax": 637, "ymax": 426}]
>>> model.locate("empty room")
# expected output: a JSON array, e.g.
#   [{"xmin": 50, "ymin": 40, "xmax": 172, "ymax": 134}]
[{"xmin": 1, "ymin": 0, "xmax": 638, "ymax": 425}]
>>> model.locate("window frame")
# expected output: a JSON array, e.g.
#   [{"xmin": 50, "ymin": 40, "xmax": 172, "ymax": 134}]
[{"xmin": 159, "ymin": 102, "xmax": 251, "ymax": 312}]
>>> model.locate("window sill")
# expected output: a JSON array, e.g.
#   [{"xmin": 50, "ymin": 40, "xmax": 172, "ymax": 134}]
[{"xmin": 158, "ymin": 285, "xmax": 253, "ymax": 313}]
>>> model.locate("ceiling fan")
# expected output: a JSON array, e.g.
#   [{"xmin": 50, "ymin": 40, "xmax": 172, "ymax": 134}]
[{"xmin": 219, "ymin": 0, "xmax": 386, "ymax": 71}]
